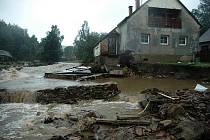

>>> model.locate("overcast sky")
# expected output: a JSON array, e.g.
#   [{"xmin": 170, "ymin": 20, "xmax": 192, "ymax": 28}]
[{"xmin": 0, "ymin": 0, "xmax": 200, "ymax": 46}]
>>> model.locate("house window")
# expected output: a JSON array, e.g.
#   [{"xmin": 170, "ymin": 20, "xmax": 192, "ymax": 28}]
[
  {"xmin": 141, "ymin": 33, "xmax": 150, "ymax": 44},
  {"xmin": 160, "ymin": 35, "xmax": 169, "ymax": 45},
  {"xmin": 179, "ymin": 36, "xmax": 187, "ymax": 46}
]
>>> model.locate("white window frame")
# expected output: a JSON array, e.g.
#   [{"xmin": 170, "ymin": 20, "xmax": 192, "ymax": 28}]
[
  {"xmin": 179, "ymin": 36, "xmax": 187, "ymax": 46},
  {"xmin": 160, "ymin": 35, "xmax": 169, "ymax": 45},
  {"xmin": 141, "ymin": 33, "xmax": 150, "ymax": 45}
]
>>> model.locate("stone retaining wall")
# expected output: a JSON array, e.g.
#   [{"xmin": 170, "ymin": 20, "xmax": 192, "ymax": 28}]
[
  {"xmin": 35, "ymin": 82, "xmax": 120, "ymax": 104},
  {"xmin": 133, "ymin": 63, "xmax": 210, "ymax": 80}
]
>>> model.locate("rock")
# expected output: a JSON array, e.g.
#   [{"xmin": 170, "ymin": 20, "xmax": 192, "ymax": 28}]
[
  {"xmin": 159, "ymin": 120, "xmax": 173, "ymax": 128},
  {"xmin": 173, "ymin": 119, "xmax": 205, "ymax": 140},
  {"xmin": 48, "ymin": 135, "xmax": 67, "ymax": 140},
  {"xmin": 199, "ymin": 103, "xmax": 206, "ymax": 108},
  {"xmin": 84, "ymin": 111, "xmax": 97, "ymax": 118},
  {"xmin": 44, "ymin": 117, "xmax": 54, "ymax": 124},
  {"xmin": 155, "ymin": 131, "xmax": 169, "ymax": 138},
  {"xmin": 36, "ymin": 112, "xmax": 41, "ymax": 116},
  {"xmin": 35, "ymin": 82, "xmax": 120, "ymax": 104},
  {"xmin": 159, "ymin": 104, "xmax": 185, "ymax": 119}
]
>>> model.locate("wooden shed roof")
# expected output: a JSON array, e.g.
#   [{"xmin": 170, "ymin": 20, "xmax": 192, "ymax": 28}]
[
  {"xmin": 200, "ymin": 28, "xmax": 210, "ymax": 43},
  {"xmin": 0, "ymin": 50, "xmax": 12, "ymax": 58}
]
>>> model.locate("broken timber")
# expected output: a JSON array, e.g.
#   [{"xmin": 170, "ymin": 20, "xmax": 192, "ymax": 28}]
[
  {"xmin": 157, "ymin": 92, "xmax": 179, "ymax": 100},
  {"xmin": 117, "ymin": 116, "xmax": 141, "ymax": 120},
  {"xmin": 76, "ymin": 73, "xmax": 109, "ymax": 81},
  {"xmin": 68, "ymin": 117, "xmax": 150, "ymax": 126},
  {"xmin": 138, "ymin": 101, "xmax": 151, "ymax": 115},
  {"xmin": 96, "ymin": 119, "xmax": 150, "ymax": 126},
  {"xmin": 44, "ymin": 72, "xmax": 90, "ymax": 80}
]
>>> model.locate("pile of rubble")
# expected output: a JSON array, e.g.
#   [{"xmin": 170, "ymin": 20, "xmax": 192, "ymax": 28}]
[
  {"xmin": 81, "ymin": 88, "xmax": 210, "ymax": 140},
  {"xmin": 36, "ymin": 82, "xmax": 120, "ymax": 104},
  {"xmin": 75, "ymin": 88, "xmax": 209, "ymax": 140},
  {"xmin": 45, "ymin": 88, "xmax": 210, "ymax": 140},
  {"xmin": 132, "ymin": 88, "xmax": 210, "ymax": 140}
]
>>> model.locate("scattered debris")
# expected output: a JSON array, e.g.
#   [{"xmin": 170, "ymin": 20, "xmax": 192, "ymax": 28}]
[
  {"xmin": 95, "ymin": 119, "xmax": 150, "ymax": 126},
  {"xmin": 63, "ymin": 66, "xmax": 91, "ymax": 74},
  {"xmin": 44, "ymin": 72, "xmax": 90, "ymax": 80},
  {"xmin": 45, "ymin": 88, "xmax": 210, "ymax": 140},
  {"xmin": 194, "ymin": 84, "xmax": 208, "ymax": 92},
  {"xmin": 109, "ymin": 70, "xmax": 125, "ymax": 77},
  {"xmin": 76, "ymin": 73, "xmax": 109, "ymax": 81}
]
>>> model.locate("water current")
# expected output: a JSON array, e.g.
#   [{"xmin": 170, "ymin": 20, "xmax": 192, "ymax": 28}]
[{"xmin": 0, "ymin": 63, "xmax": 209, "ymax": 139}]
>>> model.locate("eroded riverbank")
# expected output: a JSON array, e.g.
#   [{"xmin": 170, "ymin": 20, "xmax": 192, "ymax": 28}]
[{"xmin": 0, "ymin": 63, "xmax": 210, "ymax": 139}]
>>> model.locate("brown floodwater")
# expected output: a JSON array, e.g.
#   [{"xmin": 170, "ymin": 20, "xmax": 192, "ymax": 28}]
[
  {"xmin": 1, "ymin": 63, "xmax": 210, "ymax": 139},
  {"xmin": 96, "ymin": 77, "xmax": 210, "ymax": 102},
  {"xmin": 97, "ymin": 77, "xmax": 200, "ymax": 94}
]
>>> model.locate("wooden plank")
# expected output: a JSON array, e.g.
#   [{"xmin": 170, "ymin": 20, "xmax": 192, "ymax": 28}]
[
  {"xmin": 68, "ymin": 117, "xmax": 150, "ymax": 126},
  {"xmin": 157, "ymin": 92, "xmax": 179, "ymax": 100},
  {"xmin": 117, "ymin": 116, "xmax": 141, "ymax": 120},
  {"xmin": 138, "ymin": 101, "xmax": 150, "ymax": 115},
  {"xmin": 77, "ymin": 73, "xmax": 109, "ymax": 81},
  {"xmin": 95, "ymin": 119, "xmax": 150, "ymax": 126}
]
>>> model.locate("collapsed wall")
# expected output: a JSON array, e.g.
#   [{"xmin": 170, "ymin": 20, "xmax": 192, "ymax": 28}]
[{"xmin": 35, "ymin": 82, "xmax": 120, "ymax": 104}]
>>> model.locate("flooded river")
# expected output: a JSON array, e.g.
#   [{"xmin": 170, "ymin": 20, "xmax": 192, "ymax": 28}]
[{"xmin": 0, "ymin": 63, "xmax": 209, "ymax": 139}]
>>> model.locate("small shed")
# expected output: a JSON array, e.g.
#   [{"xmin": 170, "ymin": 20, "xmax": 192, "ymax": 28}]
[
  {"xmin": 199, "ymin": 28, "xmax": 210, "ymax": 62},
  {"xmin": 0, "ymin": 50, "xmax": 13, "ymax": 62}
]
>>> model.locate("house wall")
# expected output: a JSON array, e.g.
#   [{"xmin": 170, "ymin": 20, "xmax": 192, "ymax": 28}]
[
  {"xmin": 100, "ymin": 39, "xmax": 109, "ymax": 55},
  {"xmin": 95, "ymin": 56, "xmax": 119, "ymax": 66},
  {"xmin": 94, "ymin": 44, "xmax": 100, "ymax": 57},
  {"xmin": 117, "ymin": 24, "xmax": 127, "ymax": 53},
  {"xmin": 94, "ymin": 39, "xmax": 109, "ymax": 57},
  {"xmin": 119, "ymin": 0, "xmax": 200, "ymax": 63},
  {"xmin": 147, "ymin": 0, "xmax": 182, "ymax": 9}
]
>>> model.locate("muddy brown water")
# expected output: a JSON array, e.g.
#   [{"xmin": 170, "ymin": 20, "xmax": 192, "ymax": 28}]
[
  {"xmin": 0, "ymin": 63, "xmax": 209, "ymax": 139},
  {"xmin": 96, "ymin": 77, "xmax": 210, "ymax": 102}
]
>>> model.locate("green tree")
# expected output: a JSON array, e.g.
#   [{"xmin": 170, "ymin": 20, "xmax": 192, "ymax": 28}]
[
  {"xmin": 29, "ymin": 35, "xmax": 40, "ymax": 61},
  {"xmin": 192, "ymin": 0, "xmax": 210, "ymax": 34},
  {"xmin": 0, "ymin": 20, "xmax": 40, "ymax": 61},
  {"xmin": 63, "ymin": 46, "xmax": 75, "ymax": 61},
  {"xmin": 41, "ymin": 25, "xmax": 64, "ymax": 63},
  {"xmin": 74, "ymin": 21, "xmax": 106, "ymax": 63}
]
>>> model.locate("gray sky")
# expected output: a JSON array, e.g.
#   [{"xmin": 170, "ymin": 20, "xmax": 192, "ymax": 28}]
[{"xmin": 0, "ymin": 0, "xmax": 200, "ymax": 46}]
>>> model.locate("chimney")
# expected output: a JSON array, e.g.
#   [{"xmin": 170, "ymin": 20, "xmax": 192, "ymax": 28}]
[
  {"xmin": 129, "ymin": 6, "xmax": 133, "ymax": 16},
  {"xmin": 135, "ymin": 0, "xmax": 140, "ymax": 10}
]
